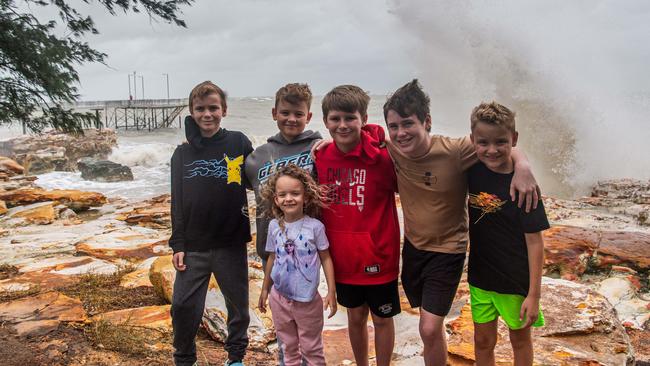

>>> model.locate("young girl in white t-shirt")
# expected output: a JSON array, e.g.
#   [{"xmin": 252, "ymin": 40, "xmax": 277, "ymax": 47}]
[{"xmin": 258, "ymin": 164, "xmax": 337, "ymax": 366}]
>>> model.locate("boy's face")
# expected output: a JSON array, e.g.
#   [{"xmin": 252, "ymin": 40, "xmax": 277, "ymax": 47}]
[
  {"xmin": 324, "ymin": 110, "xmax": 368, "ymax": 153},
  {"xmin": 470, "ymin": 121, "xmax": 518, "ymax": 173},
  {"xmin": 385, "ymin": 110, "xmax": 431, "ymax": 159},
  {"xmin": 191, "ymin": 93, "xmax": 226, "ymax": 137},
  {"xmin": 272, "ymin": 100, "xmax": 312, "ymax": 142}
]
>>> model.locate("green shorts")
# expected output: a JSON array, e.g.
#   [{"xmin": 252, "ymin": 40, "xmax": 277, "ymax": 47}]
[{"xmin": 469, "ymin": 285, "xmax": 544, "ymax": 329}]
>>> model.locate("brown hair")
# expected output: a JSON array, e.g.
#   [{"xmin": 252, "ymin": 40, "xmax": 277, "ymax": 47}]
[
  {"xmin": 321, "ymin": 85, "xmax": 370, "ymax": 118},
  {"xmin": 188, "ymin": 81, "xmax": 227, "ymax": 113},
  {"xmin": 383, "ymin": 79, "xmax": 431, "ymax": 132},
  {"xmin": 259, "ymin": 164, "xmax": 327, "ymax": 228},
  {"xmin": 275, "ymin": 83, "xmax": 312, "ymax": 109},
  {"xmin": 470, "ymin": 101, "xmax": 516, "ymax": 133}
]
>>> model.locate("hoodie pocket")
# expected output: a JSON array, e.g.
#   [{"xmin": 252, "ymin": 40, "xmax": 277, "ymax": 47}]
[{"xmin": 326, "ymin": 230, "xmax": 382, "ymax": 277}]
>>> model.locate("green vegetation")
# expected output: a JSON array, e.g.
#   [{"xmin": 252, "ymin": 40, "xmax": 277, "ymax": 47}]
[
  {"xmin": 0, "ymin": 0, "xmax": 192, "ymax": 132},
  {"xmin": 58, "ymin": 266, "xmax": 164, "ymax": 315}
]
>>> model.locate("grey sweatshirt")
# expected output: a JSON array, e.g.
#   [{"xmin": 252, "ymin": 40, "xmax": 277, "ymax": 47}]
[{"xmin": 244, "ymin": 130, "xmax": 322, "ymax": 259}]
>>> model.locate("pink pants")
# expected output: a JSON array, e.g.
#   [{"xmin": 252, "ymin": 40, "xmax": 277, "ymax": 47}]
[{"xmin": 268, "ymin": 287, "xmax": 326, "ymax": 366}]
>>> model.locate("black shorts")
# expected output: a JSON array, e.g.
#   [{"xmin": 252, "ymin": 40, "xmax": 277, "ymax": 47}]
[
  {"xmin": 335, "ymin": 279, "xmax": 401, "ymax": 318},
  {"xmin": 401, "ymin": 238, "xmax": 466, "ymax": 317}
]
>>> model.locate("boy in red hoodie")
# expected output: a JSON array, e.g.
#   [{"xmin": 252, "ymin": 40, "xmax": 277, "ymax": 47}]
[{"xmin": 315, "ymin": 85, "xmax": 400, "ymax": 366}]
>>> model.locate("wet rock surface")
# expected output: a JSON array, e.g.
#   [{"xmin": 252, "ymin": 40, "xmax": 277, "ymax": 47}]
[
  {"xmin": 0, "ymin": 158, "xmax": 648, "ymax": 365},
  {"xmin": 0, "ymin": 187, "xmax": 107, "ymax": 211},
  {"xmin": 78, "ymin": 158, "xmax": 134, "ymax": 182},
  {"xmin": 0, "ymin": 129, "xmax": 117, "ymax": 174}
]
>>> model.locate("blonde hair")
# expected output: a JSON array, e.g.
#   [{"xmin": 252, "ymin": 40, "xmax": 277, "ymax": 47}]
[
  {"xmin": 470, "ymin": 101, "xmax": 516, "ymax": 133},
  {"xmin": 188, "ymin": 81, "xmax": 227, "ymax": 113},
  {"xmin": 259, "ymin": 164, "xmax": 327, "ymax": 228}
]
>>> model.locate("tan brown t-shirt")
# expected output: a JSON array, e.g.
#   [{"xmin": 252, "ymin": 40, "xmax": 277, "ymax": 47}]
[{"xmin": 388, "ymin": 135, "xmax": 477, "ymax": 254}]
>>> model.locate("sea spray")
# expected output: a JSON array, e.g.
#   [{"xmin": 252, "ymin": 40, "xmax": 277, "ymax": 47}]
[{"xmin": 389, "ymin": 0, "xmax": 650, "ymax": 197}]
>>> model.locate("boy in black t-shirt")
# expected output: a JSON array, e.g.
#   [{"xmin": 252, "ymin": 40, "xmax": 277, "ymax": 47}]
[{"xmin": 467, "ymin": 102, "xmax": 549, "ymax": 365}]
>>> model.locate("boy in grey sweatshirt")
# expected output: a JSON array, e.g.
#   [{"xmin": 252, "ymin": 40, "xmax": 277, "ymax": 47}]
[
  {"xmin": 245, "ymin": 83, "xmax": 322, "ymax": 263},
  {"xmin": 244, "ymin": 83, "xmax": 321, "ymax": 366}
]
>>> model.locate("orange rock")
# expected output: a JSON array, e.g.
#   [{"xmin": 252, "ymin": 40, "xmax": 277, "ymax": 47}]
[
  {"xmin": 447, "ymin": 278, "xmax": 634, "ymax": 365},
  {"xmin": 0, "ymin": 200, "xmax": 6, "ymax": 215},
  {"xmin": 0, "ymin": 271, "xmax": 77, "ymax": 292},
  {"xmin": 543, "ymin": 226, "xmax": 597, "ymax": 276},
  {"xmin": 115, "ymin": 194, "xmax": 171, "ymax": 228},
  {"xmin": 323, "ymin": 326, "xmax": 375, "ymax": 365},
  {"xmin": 75, "ymin": 239, "xmax": 170, "ymax": 261},
  {"xmin": 119, "ymin": 267, "xmax": 153, "ymax": 288},
  {"xmin": 6, "ymin": 201, "xmax": 56, "ymax": 224},
  {"xmin": 0, "ymin": 292, "xmax": 87, "ymax": 329},
  {"xmin": 543, "ymin": 225, "xmax": 650, "ymax": 275},
  {"xmin": 0, "ymin": 156, "xmax": 24, "ymax": 175},
  {"xmin": 92, "ymin": 305, "xmax": 171, "ymax": 331},
  {"xmin": 0, "ymin": 187, "xmax": 106, "ymax": 210}
]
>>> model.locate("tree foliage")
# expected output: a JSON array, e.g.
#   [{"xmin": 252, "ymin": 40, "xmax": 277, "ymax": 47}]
[{"xmin": 0, "ymin": 0, "xmax": 192, "ymax": 133}]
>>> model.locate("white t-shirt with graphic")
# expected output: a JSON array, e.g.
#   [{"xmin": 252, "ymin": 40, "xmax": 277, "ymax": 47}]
[{"xmin": 265, "ymin": 216, "xmax": 329, "ymax": 302}]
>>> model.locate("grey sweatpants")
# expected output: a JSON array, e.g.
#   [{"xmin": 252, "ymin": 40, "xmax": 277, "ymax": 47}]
[{"xmin": 171, "ymin": 245, "xmax": 250, "ymax": 366}]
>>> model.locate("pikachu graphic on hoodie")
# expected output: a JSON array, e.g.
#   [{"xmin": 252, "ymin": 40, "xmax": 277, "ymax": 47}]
[{"xmin": 225, "ymin": 155, "xmax": 244, "ymax": 185}]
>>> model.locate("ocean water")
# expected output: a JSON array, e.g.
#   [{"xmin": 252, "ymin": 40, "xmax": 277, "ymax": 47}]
[
  {"xmin": 0, "ymin": 96, "xmax": 391, "ymax": 201},
  {"xmin": 1, "ymin": 93, "xmax": 648, "ymax": 201}
]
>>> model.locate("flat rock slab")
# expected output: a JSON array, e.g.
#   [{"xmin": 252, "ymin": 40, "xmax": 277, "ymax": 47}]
[
  {"xmin": 115, "ymin": 194, "xmax": 171, "ymax": 229},
  {"xmin": 119, "ymin": 257, "xmax": 158, "ymax": 289},
  {"xmin": 0, "ymin": 271, "xmax": 77, "ymax": 293},
  {"xmin": 0, "ymin": 292, "xmax": 87, "ymax": 337},
  {"xmin": 596, "ymin": 276, "xmax": 650, "ymax": 329},
  {"xmin": 447, "ymin": 277, "xmax": 633, "ymax": 365},
  {"xmin": 16, "ymin": 255, "xmax": 118, "ymax": 276},
  {"xmin": 5, "ymin": 201, "xmax": 56, "ymax": 224},
  {"xmin": 543, "ymin": 225, "xmax": 650, "ymax": 277},
  {"xmin": 92, "ymin": 305, "xmax": 171, "ymax": 331},
  {"xmin": 0, "ymin": 188, "xmax": 107, "ymax": 211},
  {"xmin": 0, "ymin": 156, "xmax": 24, "ymax": 175},
  {"xmin": 74, "ymin": 226, "xmax": 170, "ymax": 261}
]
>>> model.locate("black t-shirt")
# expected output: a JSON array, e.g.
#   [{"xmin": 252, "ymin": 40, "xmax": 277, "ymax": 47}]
[{"xmin": 467, "ymin": 162, "xmax": 550, "ymax": 297}]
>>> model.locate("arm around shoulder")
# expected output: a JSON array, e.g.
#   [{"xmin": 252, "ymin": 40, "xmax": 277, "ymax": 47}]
[{"xmin": 511, "ymin": 148, "xmax": 540, "ymax": 212}]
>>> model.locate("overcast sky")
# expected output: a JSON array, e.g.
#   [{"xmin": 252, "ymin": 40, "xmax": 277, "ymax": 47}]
[
  {"xmin": 35, "ymin": 0, "xmax": 650, "ymax": 104},
  {"xmin": 70, "ymin": 1, "xmax": 417, "ymax": 100}
]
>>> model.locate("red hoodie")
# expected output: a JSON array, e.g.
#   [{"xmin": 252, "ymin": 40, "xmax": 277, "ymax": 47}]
[{"xmin": 316, "ymin": 124, "xmax": 400, "ymax": 285}]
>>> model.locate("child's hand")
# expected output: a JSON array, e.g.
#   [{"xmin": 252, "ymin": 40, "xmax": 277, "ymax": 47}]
[
  {"xmin": 519, "ymin": 296, "xmax": 540, "ymax": 328},
  {"xmin": 323, "ymin": 291, "xmax": 337, "ymax": 319},
  {"xmin": 258, "ymin": 289, "xmax": 269, "ymax": 313},
  {"xmin": 172, "ymin": 252, "xmax": 186, "ymax": 271},
  {"xmin": 310, "ymin": 139, "xmax": 332, "ymax": 161},
  {"xmin": 510, "ymin": 162, "xmax": 540, "ymax": 213}
]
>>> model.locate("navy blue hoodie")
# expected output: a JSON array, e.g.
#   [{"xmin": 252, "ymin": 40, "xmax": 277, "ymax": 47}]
[{"xmin": 169, "ymin": 117, "xmax": 253, "ymax": 253}]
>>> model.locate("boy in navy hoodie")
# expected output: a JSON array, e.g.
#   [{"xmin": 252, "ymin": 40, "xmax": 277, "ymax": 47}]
[
  {"xmin": 245, "ymin": 83, "xmax": 321, "ymax": 366},
  {"xmin": 169, "ymin": 81, "xmax": 253, "ymax": 366}
]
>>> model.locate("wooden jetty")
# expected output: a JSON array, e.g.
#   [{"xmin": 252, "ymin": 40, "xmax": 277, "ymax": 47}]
[{"xmin": 73, "ymin": 99, "xmax": 187, "ymax": 131}]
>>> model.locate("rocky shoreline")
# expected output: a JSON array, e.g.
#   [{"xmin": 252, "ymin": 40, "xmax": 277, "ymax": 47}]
[{"xmin": 0, "ymin": 131, "xmax": 648, "ymax": 365}]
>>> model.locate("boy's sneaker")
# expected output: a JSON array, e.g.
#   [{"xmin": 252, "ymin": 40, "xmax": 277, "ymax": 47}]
[{"xmin": 225, "ymin": 360, "xmax": 244, "ymax": 366}]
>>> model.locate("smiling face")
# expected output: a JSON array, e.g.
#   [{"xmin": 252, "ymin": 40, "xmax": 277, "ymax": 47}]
[
  {"xmin": 385, "ymin": 110, "xmax": 431, "ymax": 158},
  {"xmin": 274, "ymin": 175, "xmax": 306, "ymax": 222},
  {"xmin": 191, "ymin": 93, "xmax": 226, "ymax": 137},
  {"xmin": 471, "ymin": 121, "xmax": 518, "ymax": 173},
  {"xmin": 272, "ymin": 100, "xmax": 312, "ymax": 142},
  {"xmin": 324, "ymin": 109, "xmax": 367, "ymax": 153}
]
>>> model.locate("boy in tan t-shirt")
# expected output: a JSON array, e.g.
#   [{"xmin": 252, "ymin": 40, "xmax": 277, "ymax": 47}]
[{"xmin": 383, "ymin": 80, "xmax": 539, "ymax": 366}]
